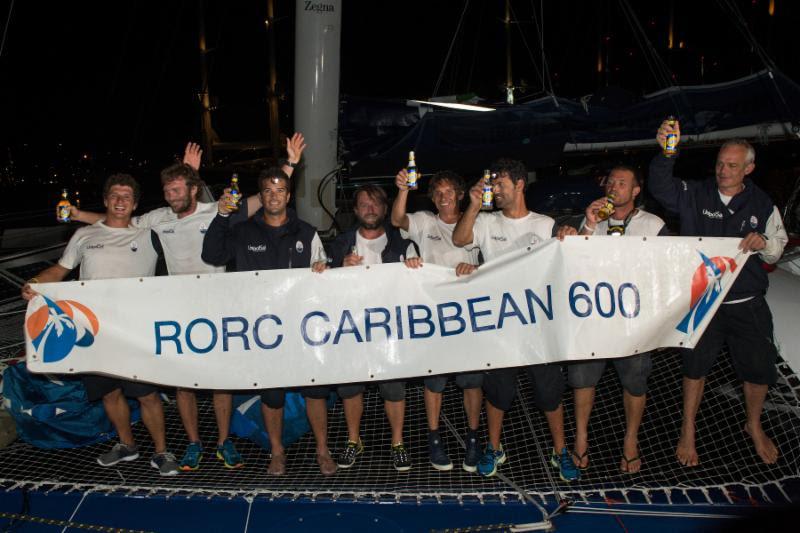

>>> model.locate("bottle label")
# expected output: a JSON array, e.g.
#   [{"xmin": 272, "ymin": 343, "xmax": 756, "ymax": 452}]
[
  {"xmin": 407, "ymin": 168, "xmax": 417, "ymax": 186},
  {"xmin": 482, "ymin": 187, "xmax": 493, "ymax": 207},
  {"xmin": 57, "ymin": 205, "xmax": 71, "ymax": 222},
  {"xmin": 664, "ymin": 133, "xmax": 678, "ymax": 155}
]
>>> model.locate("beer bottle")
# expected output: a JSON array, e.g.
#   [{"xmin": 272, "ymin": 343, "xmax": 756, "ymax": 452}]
[
  {"xmin": 481, "ymin": 169, "xmax": 494, "ymax": 210},
  {"xmin": 596, "ymin": 192, "xmax": 616, "ymax": 221},
  {"xmin": 228, "ymin": 173, "xmax": 242, "ymax": 211},
  {"xmin": 406, "ymin": 151, "xmax": 418, "ymax": 190},
  {"xmin": 663, "ymin": 115, "xmax": 679, "ymax": 157},
  {"xmin": 56, "ymin": 189, "xmax": 72, "ymax": 223}
]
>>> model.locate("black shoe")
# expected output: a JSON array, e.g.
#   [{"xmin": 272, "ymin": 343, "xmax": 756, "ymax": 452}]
[
  {"xmin": 391, "ymin": 443, "xmax": 411, "ymax": 472},
  {"xmin": 463, "ymin": 432, "xmax": 481, "ymax": 473},
  {"xmin": 337, "ymin": 440, "xmax": 364, "ymax": 469},
  {"xmin": 428, "ymin": 431, "xmax": 453, "ymax": 471}
]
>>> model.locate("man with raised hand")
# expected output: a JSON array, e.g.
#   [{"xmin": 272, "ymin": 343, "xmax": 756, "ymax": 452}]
[
  {"xmin": 69, "ymin": 136, "xmax": 307, "ymax": 472},
  {"xmin": 558, "ymin": 165, "xmax": 668, "ymax": 474},
  {"xmin": 22, "ymin": 174, "xmax": 179, "ymax": 476},
  {"xmin": 327, "ymin": 184, "xmax": 418, "ymax": 473},
  {"xmin": 201, "ymin": 166, "xmax": 335, "ymax": 477},
  {"xmin": 391, "ymin": 169, "xmax": 483, "ymax": 473},
  {"xmin": 649, "ymin": 121, "xmax": 787, "ymax": 467},
  {"xmin": 452, "ymin": 159, "xmax": 580, "ymax": 482}
]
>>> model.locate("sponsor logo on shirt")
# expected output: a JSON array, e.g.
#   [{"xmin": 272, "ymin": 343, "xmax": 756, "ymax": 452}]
[
  {"xmin": 161, "ymin": 228, "xmax": 175, "ymax": 234},
  {"xmin": 749, "ymin": 215, "xmax": 758, "ymax": 229},
  {"xmin": 199, "ymin": 223, "xmax": 208, "ymax": 234},
  {"xmin": 130, "ymin": 241, "xmax": 139, "ymax": 252},
  {"xmin": 295, "ymin": 240, "xmax": 304, "ymax": 253},
  {"xmin": 86, "ymin": 244, "xmax": 104, "ymax": 250},
  {"xmin": 248, "ymin": 244, "xmax": 267, "ymax": 252},
  {"xmin": 490, "ymin": 235, "xmax": 508, "ymax": 242},
  {"xmin": 702, "ymin": 209, "xmax": 723, "ymax": 220},
  {"xmin": 426, "ymin": 234, "xmax": 442, "ymax": 241}
]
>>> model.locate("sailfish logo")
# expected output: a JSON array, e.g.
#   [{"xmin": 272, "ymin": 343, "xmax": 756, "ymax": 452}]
[
  {"xmin": 25, "ymin": 297, "xmax": 100, "ymax": 363},
  {"xmin": 676, "ymin": 251, "xmax": 737, "ymax": 334}
]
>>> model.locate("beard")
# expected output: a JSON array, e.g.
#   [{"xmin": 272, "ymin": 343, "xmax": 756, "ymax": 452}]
[
  {"xmin": 169, "ymin": 196, "xmax": 193, "ymax": 214},
  {"xmin": 357, "ymin": 213, "xmax": 385, "ymax": 230}
]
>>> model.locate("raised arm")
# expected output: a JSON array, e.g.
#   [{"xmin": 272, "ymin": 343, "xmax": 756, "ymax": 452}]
[
  {"xmin": 648, "ymin": 119, "xmax": 685, "ymax": 213},
  {"xmin": 183, "ymin": 142, "xmax": 203, "ymax": 171},
  {"xmin": 452, "ymin": 180, "xmax": 482, "ymax": 247},
  {"xmin": 201, "ymin": 196, "xmax": 238, "ymax": 266},
  {"xmin": 390, "ymin": 169, "xmax": 411, "ymax": 231}
]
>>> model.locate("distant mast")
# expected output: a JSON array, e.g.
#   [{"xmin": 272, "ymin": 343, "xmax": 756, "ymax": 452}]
[{"xmin": 294, "ymin": 0, "xmax": 341, "ymax": 231}]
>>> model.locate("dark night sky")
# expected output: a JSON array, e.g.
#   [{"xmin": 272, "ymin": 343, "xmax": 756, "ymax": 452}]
[{"xmin": 1, "ymin": 0, "xmax": 799, "ymax": 163}]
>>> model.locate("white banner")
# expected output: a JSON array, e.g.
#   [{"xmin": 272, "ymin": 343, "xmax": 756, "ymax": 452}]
[{"xmin": 25, "ymin": 237, "xmax": 747, "ymax": 390}]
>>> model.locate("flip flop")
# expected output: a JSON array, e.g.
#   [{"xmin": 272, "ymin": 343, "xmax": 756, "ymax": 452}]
[
  {"xmin": 620, "ymin": 453, "xmax": 641, "ymax": 474},
  {"xmin": 571, "ymin": 448, "xmax": 589, "ymax": 470}
]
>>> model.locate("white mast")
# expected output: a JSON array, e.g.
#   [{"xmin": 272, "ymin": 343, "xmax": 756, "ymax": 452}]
[{"xmin": 293, "ymin": 0, "xmax": 341, "ymax": 232}]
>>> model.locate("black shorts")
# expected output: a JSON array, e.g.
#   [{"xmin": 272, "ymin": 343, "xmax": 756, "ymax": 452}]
[
  {"xmin": 483, "ymin": 364, "xmax": 564, "ymax": 412},
  {"xmin": 683, "ymin": 296, "xmax": 778, "ymax": 385},
  {"xmin": 260, "ymin": 386, "xmax": 331, "ymax": 409},
  {"xmin": 82, "ymin": 374, "xmax": 159, "ymax": 403}
]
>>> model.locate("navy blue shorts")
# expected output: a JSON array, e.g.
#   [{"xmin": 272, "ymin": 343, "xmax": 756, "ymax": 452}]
[{"xmin": 683, "ymin": 296, "xmax": 778, "ymax": 385}]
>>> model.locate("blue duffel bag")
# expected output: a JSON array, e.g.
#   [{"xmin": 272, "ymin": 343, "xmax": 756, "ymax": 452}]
[{"xmin": 1, "ymin": 362, "xmax": 140, "ymax": 449}]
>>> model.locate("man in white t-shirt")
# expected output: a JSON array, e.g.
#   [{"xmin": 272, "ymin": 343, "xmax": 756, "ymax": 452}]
[
  {"xmin": 68, "ymin": 137, "xmax": 306, "ymax": 472},
  {"xmin": 452, "ymin": 158, "xmax": 580, "ymax": 482},
  {"xmin": 328, "ymin": 184, "xmax": 418, "ymax": 472},
  {"xmin": 559, "ymin": 165, "xmax": 667, "ymax": 474},
  {"xmin": 22, "ymin": 174, "xmax": 179, "ymax": 476},
  {"xmin": 390, "ymin": 169, "xmax": 484, "ymax": 473}
]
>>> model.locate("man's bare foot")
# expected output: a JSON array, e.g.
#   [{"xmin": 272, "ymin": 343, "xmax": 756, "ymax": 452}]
[
  {"xmin": 744, "ymin": 423, "xmax": 779, "ymax": 464},
  {"xmin": 620, "ymin": 437, "xmax": 641, "ymax": 473},
  {"xmin": 267, "ymin": 452, "xmax": 287, "ymax": 475},
  {"xmin": 676, "ymin": 434, "xmax": 699, "ymax": 467},
  {"xmin": 572, "ymin": 435, "xmax": 589, "ymax": 469}
]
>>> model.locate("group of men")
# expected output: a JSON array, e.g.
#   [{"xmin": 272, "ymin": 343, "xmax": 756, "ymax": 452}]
[{"xmin": 22, "ymin": 120, "xmax": 788, "ymax": 481}]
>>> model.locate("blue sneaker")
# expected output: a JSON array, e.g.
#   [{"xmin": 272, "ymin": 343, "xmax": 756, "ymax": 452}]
[
  {"xmin": 462, "ymin": 432, "xmax": 481, "ymax": 473},
  {"xmin": 476, "ymin": 444, "xmax": 507, "ymax": 477},
  {"xmin": 550, "ymin": 447, "xmax": 580, "ymax": 482},
  {"xmin": 178, "ymin": 442, "xmax": 202, "ymax": 471},
  {"xmin": 216, "ymin": 439, "xmax": 244, "ymax": 469}
]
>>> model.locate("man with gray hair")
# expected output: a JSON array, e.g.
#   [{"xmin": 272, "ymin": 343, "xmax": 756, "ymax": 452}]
[{"xmin": 649, "ymin": 121, "xmax": 787, "ymax": 467}]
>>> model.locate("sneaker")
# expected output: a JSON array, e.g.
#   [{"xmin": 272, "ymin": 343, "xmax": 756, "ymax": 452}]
[
  {"xmin": 391, "ymin": 443, "xmax": 412, "ymax": 472},
  {"xmin": 462, "ymin": 433, "xmax": 481, "ymax": 473},
  {"xmin": 179, "ymin": 442, "xmax": 203, "ymax": 471},
  {"xmin": 216, "ymin": 439, "xmax": 244, "ymax": 469},
  {"xmin": 150, "ymin": 452, "xmax": 179, "ymax": 476},
  {"xmin": 476, "ymin": 444, "xmax": 507, "ymax": 478},
  {"xmin": 97, "ymin": 442, "xmax": 139, "ymax": 467},
  {"xmin": 550, "ymin": 447, "xmax": 581, "ymax": 482},
  {"xmin": 428, "ymin": 431, "xmax": 453, "ymax": 471},
  {"xmin": 337, "ymin": 440, "xmax": 364, "ymax": 469}
]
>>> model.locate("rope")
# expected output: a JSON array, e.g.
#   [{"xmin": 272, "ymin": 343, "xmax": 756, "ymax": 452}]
[
  {"xmin": 0, "ymin": 0, "xmax": 14, "ymax": 59},
  {"xmin": 0, "ymin": 510, "xmax": 155, "ymax": 533},
  {"xmin": 432, "ymin": 0, "xmax": 471, "ymax": 98}
]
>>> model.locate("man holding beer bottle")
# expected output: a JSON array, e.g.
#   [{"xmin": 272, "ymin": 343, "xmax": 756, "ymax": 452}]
[
  {"xmin": 560, "ymin": 165, "xmax": 667, "ymax": 474},
  {"xmin": 22, "ymin": 174, "xmax": 180, "ymax": 476},
  {"xmin": 452, "ymin": 159, "xmax": 580, "ymax": 482},
  {"xmin": 201, "ymin": 166, "xmax": 336, "ymax": 477},
  {"xmin": 649, "ymin": 119, "xmax": 787, "ymax": 467},
  {"xmin": 391, "ymin": 169, "xmax": 483, "ymax": 473}
]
